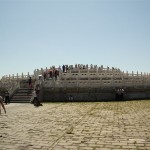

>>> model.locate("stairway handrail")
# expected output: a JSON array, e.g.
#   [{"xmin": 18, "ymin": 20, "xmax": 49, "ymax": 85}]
[
  {"xmin": 9, "ymin": 81, "xmax": 20, "ymax": 97},
  {"xmin": 0, "ymin": 79, "xmax": 20, "ymax": 98}
]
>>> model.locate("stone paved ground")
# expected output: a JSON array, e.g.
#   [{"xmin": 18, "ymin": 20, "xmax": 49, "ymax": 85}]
[{"xmin": 0, "ymin": 100, "xmax": 150, "ymax": 150}]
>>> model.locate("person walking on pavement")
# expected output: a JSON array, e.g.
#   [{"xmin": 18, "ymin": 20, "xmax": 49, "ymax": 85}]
[
  {"xmin": 5, "ymin": 91, "xmax": 10, "ymax": 104},
  {"xmin": 0, "ymin": 96, "xmax": 6, "ymax": 114},
  {"xmin": 32, "ymin": 89, "xmax": 40, "ymax": 107}
]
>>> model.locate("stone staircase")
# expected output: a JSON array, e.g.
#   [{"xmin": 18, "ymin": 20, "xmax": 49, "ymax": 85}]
[{"xmin": 10, "ymin": 88, "xmax": 33, "ymax": 103}]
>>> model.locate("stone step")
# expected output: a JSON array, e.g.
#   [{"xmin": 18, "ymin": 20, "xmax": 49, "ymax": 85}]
[
  {"xmin": 11, "ymin": 99, "xmax": 31, "ymax": 103},
  {"xmin": 16, "ymin": 95, "xmax": 32, "ymax": 97},
  {"xmin": 11, "ymin": 98, "xmax": 30, "ymax": 101},
  {"xmin": 11, "ymin": 88, "xmax": 33, "ymax": 103},
  {"xmin": 13, "ymin": 94, "xmax": 32, "ymax": 98},
  {"xmin": 11, "ymin": 100, "xmax": 30, "ymax": 103},
  {"xmin": 17, "ymin": 91, "xmax": 32, "ymax": 94}
]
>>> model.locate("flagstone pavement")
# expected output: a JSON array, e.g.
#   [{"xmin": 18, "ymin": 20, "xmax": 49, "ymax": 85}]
[{"xmin": 0, "ymin": 100, "xmax": 150, "ymax": 150}]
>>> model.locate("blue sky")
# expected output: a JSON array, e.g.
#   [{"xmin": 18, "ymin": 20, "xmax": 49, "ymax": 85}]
[{"xmin": 0, "ymin": 0, "xmax": 150, "ymax": 78}]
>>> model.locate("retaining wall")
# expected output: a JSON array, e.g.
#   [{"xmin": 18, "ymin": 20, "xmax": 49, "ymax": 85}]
[{"xmin": 41, "ymin": 86, "xmax": 150, "ymax": 102}]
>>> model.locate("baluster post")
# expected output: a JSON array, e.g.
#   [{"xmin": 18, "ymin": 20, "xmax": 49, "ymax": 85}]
[
  {"xmin": 17, "ymin": 73, "xmax": 18, "ymax": 81},
  {"xmin": 22, "ymin": 73, "xmax": 24, "ymax": 79}
]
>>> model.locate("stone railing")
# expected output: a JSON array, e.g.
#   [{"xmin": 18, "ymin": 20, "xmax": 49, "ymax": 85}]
[
  {"xmin": 43, "ymin": 78, "xmax": 150, "ymax": 88},
  {"xmin": 1, "ymin": 73, "xmax": 35, "ymax": 82},
  {"xmin": 1, "ymin": 67, "xmax": 47, "ymax": 82},
  {"xmin": 0, "ymin": 65, "xmax": 125, "ymax": 82},
  {"xmin": 1, "ymin": 65, "xmax": 150, "ymax": 90},
  {"xmin": 43, "ymin": 70, "xmax": 150, "ymax": 88}
]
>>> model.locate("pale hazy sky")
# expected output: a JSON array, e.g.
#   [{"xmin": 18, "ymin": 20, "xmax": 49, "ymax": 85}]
[{"xmin": 0, "ymin": 0, "xmax": 150, "ymax": 78}]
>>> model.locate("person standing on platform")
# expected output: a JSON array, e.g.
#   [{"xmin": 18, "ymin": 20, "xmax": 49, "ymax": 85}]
[
  {"xmin": 28, "ymin": 77, "xmax": 32, "ymax": 88},
  {"xmin": 62, "ymin": 65, "xmax": 65, "ymax": 73}
]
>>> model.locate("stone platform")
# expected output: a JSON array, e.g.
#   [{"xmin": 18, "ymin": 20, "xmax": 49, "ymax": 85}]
[{"xmin": 0, "ymin": 100, "xmax": 150, "ymax": 150}]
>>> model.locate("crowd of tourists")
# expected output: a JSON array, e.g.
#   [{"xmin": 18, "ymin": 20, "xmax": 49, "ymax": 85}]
[
  {"xmin": 115, "ymin": 88, "xmax": 124, "ymax": 101},
  {"xmin": 42, "ymin": 64, "xmax": 101, "ymax": 80},
  {"xmin": 41, "ymin": 64, "xmax": 120, "ymax": 80}
]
